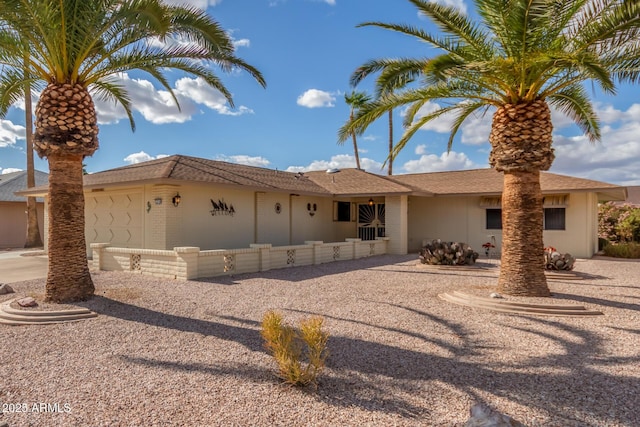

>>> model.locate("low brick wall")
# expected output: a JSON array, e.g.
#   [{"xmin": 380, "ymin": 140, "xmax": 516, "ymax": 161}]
[{"xmin": 91, "ymin": 238, "xmax": 389, "ymax": 280}]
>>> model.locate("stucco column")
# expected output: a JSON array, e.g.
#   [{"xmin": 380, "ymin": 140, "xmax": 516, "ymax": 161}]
[
  {"xmin": 304, "ymin": 241, "xmax": 324, "ymax": 265},
  {"xmin": 174, "ymin": 246, "xmax": 200, "ymax": 280},
  {"xmin": 250, "ymin": 243, "xmax": 272, "ymax": 271},
  {"xmin": 90, "ymin": 243, "xmax": 110, "ymax": 271},
  {"xmin": 385, "ymin": 195, "xmax": 408, "ymax": 255},
  {"xmin": 149, "ymin": 185, "xmax": 182, "ymax": 250}
]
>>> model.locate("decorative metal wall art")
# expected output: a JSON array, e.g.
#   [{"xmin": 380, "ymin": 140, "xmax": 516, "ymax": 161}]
[
  {"xmin": 210, "ymin": 198, "xmax": 235, "ymax": 216},
  {"xmin": 307, "ymin": 202, "xmax": 317, "ymax": 217}
]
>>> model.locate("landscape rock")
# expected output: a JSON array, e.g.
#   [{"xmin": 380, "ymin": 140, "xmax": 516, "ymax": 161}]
[
  {"xmin": 0, "ymin": 283, "xmax": 14, "ymax": 295},
  {"xmin": 17, "ymin": 297, "xmax": 38, "ymax": 308},
  {"xmin": 465, "ymin": 402, "xmax": 527, "ymax": 427}
]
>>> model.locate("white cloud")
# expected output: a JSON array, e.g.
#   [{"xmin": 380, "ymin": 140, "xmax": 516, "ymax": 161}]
[
  {"xmin": 296, "ymin": 89, "xmax": 336, "ymax": 108},
  {"xmin": 175, "ymin": 77, "xmax": 254, "ymax": 116},
  {"xmin": 216, "ymin": 154, "xmax": 271, "ymax": 167},
  {"xmin": 286, "ymin": 154, "xmax": 384, "ymax": 173},
  {"xmin": 93, "ymin": 73, "xmax": 253, "ymax": 125},
  {"xmin": 362, "ymin": 135, "xmax": 378, "ymax": 142},
  {"xmin": 401, "ymin": 149, "xmax": 481, "ymax": 173},
  {"xmin": 418, "ymin": 0, "xmax": 467, "ymax": 16},
  {"xmin": 460, "ymin": 114, "xmax": 492, "ymax": 145},
  {"xmin": 544, "ymin": 102, "xmax": 640, "ymax": 184},
  {"xmin": 402, "ymin": 101, "xmax": 462, "ymax": 134},
  {"xmin": 1, "ymin": 167, "xmax": 23, "ymax": 174},
  {"xmin": 0, "ymin": 120, "xmax": 26, "ymax": 148},
  {"xmin": 124, "ymin": 151, "xmax": 170, "ymax": 164},
  {"xmin": 160, "ymin": 0, "xmax": 222, "ymax": 9},
  {"xmin": 233, "ymin": 38, "xmax": 250, "ymax": 49}
]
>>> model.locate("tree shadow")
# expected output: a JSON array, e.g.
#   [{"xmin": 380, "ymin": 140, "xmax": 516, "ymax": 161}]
[
  {"xmin": 194, "ymin": 254, "xmax": 416, "ymax": 285},
  {"xmin": 79, "ymin": 296, "xmax": 638, "ymax": 425},
  {"xmin": 82, "ymin": 296, "xmax": 263, "ymax": 352},
  {"xmin": 549, "ymin": 292, "xmax": 640, "ymax": 312}
]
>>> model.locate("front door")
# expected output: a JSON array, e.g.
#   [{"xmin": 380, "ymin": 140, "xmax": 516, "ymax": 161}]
[{"xmin": 357, "ymin": 203, "xmax": 385, "ymax": 240}]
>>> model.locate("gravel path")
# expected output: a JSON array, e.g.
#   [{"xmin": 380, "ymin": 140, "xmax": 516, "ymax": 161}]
[{"xmin": 1, "ymin": 254, "xmax": 638, "ymax": 426}]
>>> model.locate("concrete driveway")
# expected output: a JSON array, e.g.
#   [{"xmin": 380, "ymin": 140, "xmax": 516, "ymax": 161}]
[{"xmin": 0, "ymin": 250, "xmax": 48, "ymax": 283}]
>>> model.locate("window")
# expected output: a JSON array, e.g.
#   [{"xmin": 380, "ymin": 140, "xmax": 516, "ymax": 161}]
[
  {"xmin": 333, "ymin": 201, "xmax": 352, "ymax": 222},
  {"xmin": 544, "ymin": 208, "xmax": 566, "ymax": 230},
  {"xmin": 486, "ymin": 209, "xmax": 502, "ymax": 230},
  {"xmin": 485, "ymin": 208, "xmax": 566, "ymax": 230}
]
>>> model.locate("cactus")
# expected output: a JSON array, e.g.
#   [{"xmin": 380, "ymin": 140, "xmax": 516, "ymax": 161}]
[{"xmin": 419, "ymin": 239, "xmax": 479, "ymax": 265}]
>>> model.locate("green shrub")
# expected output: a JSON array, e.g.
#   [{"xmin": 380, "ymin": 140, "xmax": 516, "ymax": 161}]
[
  {"xmin": 602, "ymin": 242, "xmax": 640, "ymax": 258},
  {"xmin": 261, "ymin": 310, "xmax": 329, "ymax": 388}
]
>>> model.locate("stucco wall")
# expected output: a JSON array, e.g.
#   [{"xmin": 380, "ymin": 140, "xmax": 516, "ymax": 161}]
[
  {"xmin": 290, "ymin": 195, "xmax": 334, "ymax": 244},
  {"xmin": 85, "ymin": 189, "xmax": 144, "ymax": 254},
  {"xmin": 168, "ymin": 185, "xmax": 256, "ymax": 250},
  {"xmin": 407, "ymin": 193, "xmax": 599, "ymax": 258},
  {"xmin": 0, "ymin": 201, "xmax": 45, "ymax": 248}
]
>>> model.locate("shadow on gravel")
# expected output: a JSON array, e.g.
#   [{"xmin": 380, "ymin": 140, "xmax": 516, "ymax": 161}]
[
  {"xmin": 83, "ymin": 296, "xmax": 639, "ymax": 425},
  {"xmin": 194, "ymin": 254, "xmax": 416, "ymax": 285},
  {"xmin": 85, "ymin": 296, "xmax": 263, "ymax": 352},
  {"xmin": 550, "ymin": 292, "xmax": 640, "ymax": 311}
]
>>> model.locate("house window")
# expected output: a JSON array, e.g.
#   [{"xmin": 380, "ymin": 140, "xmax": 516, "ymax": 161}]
[
  {"xmin": 485, "ymin": 208, "xmax": 566, "ymax": 230},
  {"xmin": 544, "ymin": 208, "xmax": 566, "ymax": 230},
  {"xmin": 486, "ymin": 209, "xmax": 502, "ymax": 230},
  {"xmin": 333, "ymin": 201, "xmax": 352, "ymax": 222}
]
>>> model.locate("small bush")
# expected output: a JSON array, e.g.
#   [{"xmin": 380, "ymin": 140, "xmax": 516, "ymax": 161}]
[
  {"xmin": 602, "ymin": 242, "xmax": 640, "ymax": 259},
  {"xmin": 261, "ymin": 310, "xmax": 329, "ymax": 388}
]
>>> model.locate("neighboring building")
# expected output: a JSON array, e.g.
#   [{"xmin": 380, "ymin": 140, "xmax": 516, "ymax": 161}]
[
  {"xmin": 0, "ymin": 170, "xmax": 48, "ymax": 248},
  {"xmin": 621, "ymin": 186, "xmax": 640, "ymax": 206},
  {"xmin": 20, "ymin": 155, "xmax": 627, "ymax": 259}
]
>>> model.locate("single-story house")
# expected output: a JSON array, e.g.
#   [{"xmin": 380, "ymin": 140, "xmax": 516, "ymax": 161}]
[
  {"xmin": 20, "ymin": 155, "xmax": 626, "ymax": 279},
  {"xmin": 0, "ymin": 170, "xmax": 48, "ymax": 248}
]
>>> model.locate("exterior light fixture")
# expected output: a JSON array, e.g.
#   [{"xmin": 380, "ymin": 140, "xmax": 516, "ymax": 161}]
[
  {"xmin": 154, "ymin": 197, "xmax": 162, "ymax": 205},
  {"xmin": 368, "ymin": 198, "xmax": 374, "ymax": 206},
  {"xmin": 172, "ymin": 193, "xmax": 181, "ymax": 207}
]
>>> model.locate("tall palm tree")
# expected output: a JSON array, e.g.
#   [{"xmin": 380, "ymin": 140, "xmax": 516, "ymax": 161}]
[
  {"xmin": 0, "ymin": 0, "xmax": 265, "ymax": 302},
  {"xmin": 343, "ymin": 90, "xmax": 371, "ymax": 170},
  {"xmin": 339, "ymin": 0, "xmax": 640, "ymax": 297},
  {"xmin": 23, "ymin": 58, "xmax": 43, "ymax": 248}
]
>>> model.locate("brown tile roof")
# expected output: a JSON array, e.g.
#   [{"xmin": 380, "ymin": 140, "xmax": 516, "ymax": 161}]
[
  {"xmin": 389, "ymin": 168, "xmax": 626, "ymax": 200},
  {"xmin": 18, "ymin": 155, "xmax": 626, "ymax": 202},
  {"xmin": 305, "ymin": 168, "xmax": 413, "ymax": 196},
  {"xmin": 83, "ymin": 155, "xmax": 330, "ymax": 195}
]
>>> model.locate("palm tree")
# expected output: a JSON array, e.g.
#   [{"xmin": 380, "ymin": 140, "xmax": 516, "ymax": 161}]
[
  {"xmin": 23, "ymin": 58, "xmax": 43, "ymax": 249},
  {"xmin": 343, "ymin": 90, "xmax": 371, "ymax": 170},
  {"xmin": 339, "ymin": 0, "xmax": 640, "ymax": 297},
  {"xmin": 0, "ymin": 0, "xmax": 265, "ymax": 303}
]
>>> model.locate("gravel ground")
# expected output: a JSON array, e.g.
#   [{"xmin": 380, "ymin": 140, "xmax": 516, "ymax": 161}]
[{"xmin": 1, "ymin": 254, "xmax": 639, "ymax": 427}]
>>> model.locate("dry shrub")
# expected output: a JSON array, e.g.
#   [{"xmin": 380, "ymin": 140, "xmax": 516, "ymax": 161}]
[{"xmin": 261, "ymin": 310, "xmax": 329, "ymax": 388}]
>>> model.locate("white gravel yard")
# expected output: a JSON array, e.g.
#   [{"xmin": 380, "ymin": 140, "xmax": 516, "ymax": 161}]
[{"xmin": 0, "ymin": 254, "xmax": 639, "ymax": 427}]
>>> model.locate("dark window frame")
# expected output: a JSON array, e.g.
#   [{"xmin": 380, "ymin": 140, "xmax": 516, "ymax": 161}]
[{"xmin": 485, "ymin": 208, "xmax": 566, "ymax": 231}]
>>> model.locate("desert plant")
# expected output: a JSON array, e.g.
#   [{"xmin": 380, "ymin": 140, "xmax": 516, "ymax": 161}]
[
  {"xmin": 261, "ymin": 311, "xmax": 329, "ymax": 388},
  {"xmin": 544, "ymin": 249, "xmax": 575, "ymax": 271},
  {"xmin": 419, "ymin": 239, "xmax": 479, "ymax": 265},
  {"xmin": 602, "ymin": 243, "xmax": 640, "ymax": 259}
]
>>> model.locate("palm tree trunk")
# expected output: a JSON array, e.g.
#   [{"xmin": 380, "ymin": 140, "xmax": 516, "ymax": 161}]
[
  {"xmin": 350, "ymin": 110, "xmax": 361, "ymax": 169},
  {"xmin": 24, "ymin": 82, "xmax": 43, "ymax": 248},
  {"xmin": 496, "ymin": 171, "xmax": 550, "ymax": 296},
  {"xmin": 45, "ymin": 153, "xmax": 94, "ymax": 302},
  {"xmin": 388, "ymin": 110, "xmax": 393, "ymax": 175}
]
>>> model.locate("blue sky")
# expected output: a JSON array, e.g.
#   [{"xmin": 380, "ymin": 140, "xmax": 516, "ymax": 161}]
[{"xmin": 1, "ymin": 0, "xmax": 640, "ymax": 185}]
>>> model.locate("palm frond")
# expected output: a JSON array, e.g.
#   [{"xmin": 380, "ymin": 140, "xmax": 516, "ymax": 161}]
[{"xmin": 548, "ymin": 84, "xmax": 600, "ymax": 142}]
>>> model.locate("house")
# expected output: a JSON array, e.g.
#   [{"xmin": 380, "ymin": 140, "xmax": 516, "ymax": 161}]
[
  {"xmin": 618, "ymin": 185, "xmax": 640, "ymax": 206},
  {"xmin": 19, "ymin": 155, "xmax": 626, "ymax": 279},
  {"xmin": 0, "ymin": 170, "xmax": 48, "ymax": 248}
]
